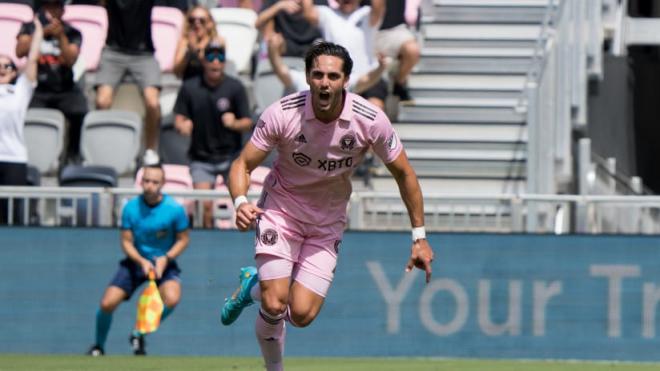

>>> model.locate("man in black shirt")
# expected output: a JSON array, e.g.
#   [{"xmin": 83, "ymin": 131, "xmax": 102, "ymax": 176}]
[
  {"xmin": 173, "ymin": 42, "xmax": 253, "ymax": 228},
  {"xmin": 16, "ymin": 0, "xmax": 87, "ymax": 163},
  {"xmin": 95, "ymin": 0, "xmax": 162, "ymax": 165}
]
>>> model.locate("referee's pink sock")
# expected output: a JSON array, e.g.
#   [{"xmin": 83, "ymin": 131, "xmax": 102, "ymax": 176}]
[{"xmin": 255, "ymin": 308, "xmax": 286, "ymax": 371}]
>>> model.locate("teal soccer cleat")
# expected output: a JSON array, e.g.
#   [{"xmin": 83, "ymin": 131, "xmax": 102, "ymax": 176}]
[{"xmin": 221, "ymin": 266, "xmax": 259, "ymax": 325}]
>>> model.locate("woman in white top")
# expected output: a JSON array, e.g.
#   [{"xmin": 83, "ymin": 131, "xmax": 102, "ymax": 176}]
[{"xmin": 0, "ymin": 17, "xmax": 42, "ymax": 224}]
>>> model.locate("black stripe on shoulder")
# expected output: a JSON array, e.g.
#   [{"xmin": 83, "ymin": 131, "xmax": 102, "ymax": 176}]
[
  {"xmin": 282, "ymin": 102, "xmax": 306, "ymax": 111},
  {"xmin": 280, "ymin": 94, "xmax": 306, "ymax": 105},
  {"xmin": 353, "ymin": 101, "xmax": 377, "ymax": 116},
  {"xmin": 352, "ymin": 107, "xmax": 376, "ymax": 121}
]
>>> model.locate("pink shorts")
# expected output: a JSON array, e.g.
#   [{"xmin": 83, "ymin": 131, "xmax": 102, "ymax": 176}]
[{"xmin": 254, "ymin": 208, "xmax": 344, "ymax": 297}]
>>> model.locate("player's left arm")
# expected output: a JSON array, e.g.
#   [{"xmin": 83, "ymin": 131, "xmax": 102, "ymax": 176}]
[{"xmin": 385, "ymin": 151, "xmax": 434, "ymax": 283}]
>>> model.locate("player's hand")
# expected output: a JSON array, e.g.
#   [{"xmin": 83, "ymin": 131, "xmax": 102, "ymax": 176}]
[
  {"xmin": 175, "ymin": 119, "xmax": 193, "ymax": 136},
  {"xmin": 154, "ymin": 256, "xmax": 168, "ymax": 279},
  {"xmin": 139, "ymin": 258, "xmax": 155, "ymax": 277},
  {"xmin": 279, "ymin": 0, "xmax": 301, "ymax": 14},
  {"xmin": 49, "ymin": 19, "xmax": 64, "ymax": 38},
  {"xmin": 222, "ymin": 112, "xmax": 236, "ymax": 130},
  {"xmin": 405, "ymin": 239, "xmax": 434, "ymax": 283},
  {"xmin": 235, "ymin": 202, "xmax": 263, "ymax": 231}
]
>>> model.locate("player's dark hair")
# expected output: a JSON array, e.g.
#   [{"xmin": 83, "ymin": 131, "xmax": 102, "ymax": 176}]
[
  {"xmin": 143, "ymin": 162, "xmax": 164, "ymax": 178},
  {"xmin": 304, "ymin": 41, "xmax": 353, "ymax": 77}
]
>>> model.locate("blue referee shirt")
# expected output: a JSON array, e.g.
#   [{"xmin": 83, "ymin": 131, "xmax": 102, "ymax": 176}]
[{"xmin": 121, "ymin": 194, "xmax": 189, "ymax": 262}]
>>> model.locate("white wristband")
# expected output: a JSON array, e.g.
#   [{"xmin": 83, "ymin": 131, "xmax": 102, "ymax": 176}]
[
  {"xmin": 412, "ymin": 226, "xmax": 426, "ymax": 242},
  {"xmin": 233, "ymin": 195, "xmax": 248, "ymax": 209}
]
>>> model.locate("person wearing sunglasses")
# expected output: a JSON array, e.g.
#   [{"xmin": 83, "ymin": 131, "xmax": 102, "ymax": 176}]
[
  {"xmin": 0, "ymin": 17, "xmax": 43, "ymax": 224},
  {"xmin": 173, "ymin": 5, "xmax": 225, "ymax": 81},
  {"xmin": 173, "ymin": 42, "xmax": 253, "ymax": 228}
]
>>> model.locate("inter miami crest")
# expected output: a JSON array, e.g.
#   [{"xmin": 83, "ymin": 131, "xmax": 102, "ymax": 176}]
[
  {"xmin": 260, "ymin": 228, "xmax": 278, "ymax": 246},
  {"xmin": 340, "ymin": 134, "xmax": 356, "ymax": 151}
]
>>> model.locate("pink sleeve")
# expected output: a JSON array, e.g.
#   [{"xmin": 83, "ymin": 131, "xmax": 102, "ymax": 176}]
[
  {"xmin": 370, "ymin": 111, "xmax": 403, "ymax": 164},
  {"xmin": 250, "ymin": 105, "xmax": 280, "ymax": 152}
]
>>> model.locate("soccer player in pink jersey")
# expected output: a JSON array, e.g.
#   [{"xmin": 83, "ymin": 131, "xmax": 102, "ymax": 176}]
[{"xmin": 220, "ymin": 41, "xmax": 434, "ymax": 371}]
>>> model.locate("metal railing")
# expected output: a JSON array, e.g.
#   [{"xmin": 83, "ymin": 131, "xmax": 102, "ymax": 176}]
[{"xmin": 2, "ymin": 186, "xmax": 660, "ymax": 234}]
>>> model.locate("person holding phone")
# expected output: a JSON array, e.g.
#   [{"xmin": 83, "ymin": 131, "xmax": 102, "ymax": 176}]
[{"xmin": 16, "ymin": 0, "xmax": 87, "ymax": 164}]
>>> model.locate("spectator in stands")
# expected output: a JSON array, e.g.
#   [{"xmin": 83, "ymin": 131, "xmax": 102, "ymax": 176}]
[
  {"xmin": 0, "ymin": 17, "xmax": 42, "ymax": 224},
  {"xmin": 375, "ymin": 0, "xmax": 421, "ymax": 103},
  {"xmin": 200, "ymin": 0, "xmax": 255, "ymax": 9},
  {"xmin": 16, "ymin": 0, "xmax": 87, "ymax": 164},
  {"xmin": 94, "ymin": 0, "xmax": 162, "ymax": 165},
  {"xmin": 71, "ymin": 0, "xmax": 191, "ymax": 10},
  {"xmin": 0, "ymin": 0, "xmax": 33, "ymax": 6},
  {"xmin": 87, "ymin": 163, "xmax": 190, "ymax": 357},
  {"xmin": 301, "ymin": 0, "xmax": 387, "ymax": 110},
  {"xmin": 218, "ymin": 41, "xmax": 434, "ymax": 371},
  {"xmin": 256, "ymin": 0, "xmax": 325, "ymax": 59},
  {"xmin": 155, "ymin": 0, "xmax": 191, "ymax": 12},
  {"xmin": 173, "ymin": 4, "xmax": 225, "ymax": 80},
  {"xmin": 268, "ymin": 33, "xmax": 387, "ymax": 96},
  {"xmin": 173, "ymin": 42, "xmax": 253, "ymax": 228}
]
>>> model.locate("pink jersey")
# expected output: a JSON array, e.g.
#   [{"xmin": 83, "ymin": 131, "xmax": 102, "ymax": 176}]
[{"xmin": 251, "ymin": 91, "xmax": 403, "ymax": 226}]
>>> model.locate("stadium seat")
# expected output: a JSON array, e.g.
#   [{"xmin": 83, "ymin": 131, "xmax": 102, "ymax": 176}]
[
  {"xmin": 210, "ymin": 7, "xmax": 258, "ymax": 75},
  {"xmin": 79, "ymin": 110, "xmax": 143, "ymax": 176},
  {"xmin": 253, "ymin": 59, "xmax": 285, "ymax": 114},
  {"xmin": 59, "ymin": 164, "xmax": 118, "ymax": 187},
  {"xmin": 151, "ymin": 6, "xmax": 184, "ymax": 73},
  {"xmin": 0, "ymin": 3, "xmax": 33, "ymax": 67},
  {"xmin": 159, "ymin": 116, "xmax": 190, "ymax": 165},
  {"xmin": 58, "ymin": 164, "xmax": 117, "ymax": 226},
  {"xmin": 62, "ymin": 5, "xmax": 108, "ymax": 73},
  {"xmin": 253, "ymin": 57, "xmax": 305, "ymax": 113},
  {"xmin": 24, "ymin": 108, "xmax": 66, "ymax": 176}
]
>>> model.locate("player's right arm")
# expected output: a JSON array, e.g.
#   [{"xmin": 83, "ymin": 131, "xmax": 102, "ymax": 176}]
[
  {"xmin": 121, "ymin": 229, "xmax": 153, "ymax": 276},
  {"xmin": 301, "ymin": 0, "xmax": 319, "ymax": 27},
  {"xmin": 229, "ymin": 141, "xmax": 270, "ymax": 231}
]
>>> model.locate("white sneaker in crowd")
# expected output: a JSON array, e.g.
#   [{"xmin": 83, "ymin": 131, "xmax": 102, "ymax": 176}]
[{"xmin": 143, "ymin": 149, "xmax": 160, "ymax": 165}]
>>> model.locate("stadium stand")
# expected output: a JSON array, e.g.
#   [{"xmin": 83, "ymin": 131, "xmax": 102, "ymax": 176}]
[
  {"xmin": 152, "ymin": 6, "xmax": 185, "ymax": 73},
  {"xmin": 253, "ymin": 56, "xmax": 305, "ymax": 113},
  {"xmin": 24, "ymin": 108, "xmax": 66, "ymax": 176},
  {"xmin": 78, "ymin": 110, "xmax": 143, "ymax": 176},
  {"xmin": 210, "ymin": 7, "xmax": 258, "ymax": 75},
  {"xmin": 0, "ymin": 2, "xmax": 32, "ymax": 67},
  {"xmin": 159, "ymin": 118, "xmax": 191, "ymax": 166},
  {"xmin": 62, "ymin": 4, "xmax": 108, "ymax": 74}
]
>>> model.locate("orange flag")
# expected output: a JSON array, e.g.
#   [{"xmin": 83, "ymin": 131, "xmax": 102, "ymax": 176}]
[{"xmin": 134, "ymin": 270, "xmax": 164, "ymax": 334}]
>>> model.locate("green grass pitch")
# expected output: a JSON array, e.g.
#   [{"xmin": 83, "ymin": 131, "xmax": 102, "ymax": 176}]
[{"xmin": 1, "ymin": 355, "xmax": 659, "ymax": 371}]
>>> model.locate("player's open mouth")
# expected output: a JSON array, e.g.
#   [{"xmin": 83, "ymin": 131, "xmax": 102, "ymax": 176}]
[{"xmin": 319, "ymin": 91, "xmax": 330, "ymax": 103}]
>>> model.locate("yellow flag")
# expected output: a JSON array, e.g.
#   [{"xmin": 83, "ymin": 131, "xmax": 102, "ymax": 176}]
[{"xmin": 134, "ymin": 270, "xmax": 164, "ymax": 334}]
